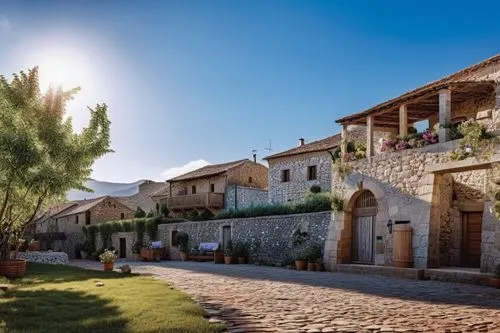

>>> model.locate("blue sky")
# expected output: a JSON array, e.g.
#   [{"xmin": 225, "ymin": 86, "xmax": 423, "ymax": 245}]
[{"xmin": 1, "ymin": 0, "xmax": 499, "ymax": 182}]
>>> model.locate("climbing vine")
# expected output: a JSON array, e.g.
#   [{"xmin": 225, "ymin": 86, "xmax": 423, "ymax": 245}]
[{"xmin": 449, "ymin": 119, "xmax": 495, "ymax": 161}]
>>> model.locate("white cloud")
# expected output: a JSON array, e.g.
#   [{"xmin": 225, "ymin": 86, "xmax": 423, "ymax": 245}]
[
  {"xmin": 0, "ymin": 15, "xmax": 11, "ymax": 31},
  {"xmin": 161, "ymin": 159, "xmax": 210, "ymax": 180}
]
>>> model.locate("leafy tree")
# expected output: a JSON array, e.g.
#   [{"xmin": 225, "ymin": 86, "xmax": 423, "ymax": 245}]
[
  {"xmin": 0, "ymin": 67, "xmax": 112, "ymax": 260},
  {"xmin": 135, "ymin": 206, "xmax": 146, "ymax": 218}
]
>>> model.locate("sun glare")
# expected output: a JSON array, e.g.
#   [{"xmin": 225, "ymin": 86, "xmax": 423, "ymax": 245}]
[{"xmin": 35, "ymin": 49, "xmax": 93, "ymax": 93}]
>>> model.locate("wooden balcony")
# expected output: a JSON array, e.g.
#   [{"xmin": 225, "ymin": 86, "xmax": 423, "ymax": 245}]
[{"xmin": 167, "ymin": 193, "xmax": 224, "ymax": 211}]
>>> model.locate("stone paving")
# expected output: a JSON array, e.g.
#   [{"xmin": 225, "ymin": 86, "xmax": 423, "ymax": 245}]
[{"xmin": 70, "ymin": 260, "xmax": 500, "ymax": 333}]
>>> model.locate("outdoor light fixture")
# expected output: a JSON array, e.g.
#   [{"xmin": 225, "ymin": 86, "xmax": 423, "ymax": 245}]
[{"xmin": 387, "ymin": 219, "xmax": 393, "ymax": 234}]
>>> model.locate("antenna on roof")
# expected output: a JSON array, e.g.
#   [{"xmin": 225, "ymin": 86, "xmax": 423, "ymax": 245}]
[
  {"xmin": 264, "ymin": 139, "xmax": 273, "ymax": 154},
  {"xmin": 251, "ymin": 149, "xmax": 257, "ymax": 163}
]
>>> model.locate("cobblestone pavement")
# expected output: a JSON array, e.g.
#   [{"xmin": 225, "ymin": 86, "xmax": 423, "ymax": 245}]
[{"xmin": 70, "ymin": 260, "xmax": 500, "ymax": 333}]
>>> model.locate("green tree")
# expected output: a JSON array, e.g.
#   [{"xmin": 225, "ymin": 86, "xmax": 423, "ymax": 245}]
[
  {"xmin": 0, "ymin": 67, "xmax": 112, "ymax": 260},
  {"xmin": 135, "ymin": 206, "xmax": 146, "ymax": 218}
]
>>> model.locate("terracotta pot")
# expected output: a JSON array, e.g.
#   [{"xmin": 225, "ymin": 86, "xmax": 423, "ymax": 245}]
[
  {"xmin": 28, "ymin": 242, "xmax": 40, "ymax": 252},
  {"xmin": 237, "ymin": 257, "xmax": 245, "ymax": 264},
  {"xmin": 224, "ymin": 256, "xmax": 233, "ymax": 264},
  {"xmin": 80, "ymin": 251, "xmax": 88, "ymax": 260},
  {"xmin": 180, "ymin": 251, "xmax": 189, "ymax": 261},
  {"xmin": 307, "ymin": 263, "xmax": 316, "ymax": 271},
  {"xmin": 315, "ymin": 263, "xmax": 324, "ymax": 272},
  {"xmin": 103, "ymin": 262, "xmax": 114, "ymax": 271},
  {"xmin": 490, "ymin": 277, "xmax": 500, "ymax": 288},
  {"xmin": 0, "ymin": 259, "xmax": 27, "ymax": 279},
  {"xmin": 295, "ymin": 260, "xmax": 306, "ymax": 271}
]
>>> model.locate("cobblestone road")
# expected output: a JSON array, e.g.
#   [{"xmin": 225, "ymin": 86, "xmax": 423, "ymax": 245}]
[{"xmin": 70, "ymin": 260, "xmax": 500, "ymax": 333}]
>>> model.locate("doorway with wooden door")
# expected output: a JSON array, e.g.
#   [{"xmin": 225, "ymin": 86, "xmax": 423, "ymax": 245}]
[
  {"xmin": 352, "ymin": 190, "xmax": 378, "ymax": 264},
  {"xmin": 119, "ymin": 238, "xmax": 127, "ymax": 259},
  {"xmin": 461, "ymin": 212, "xmax": 482, "ymax": 268}
]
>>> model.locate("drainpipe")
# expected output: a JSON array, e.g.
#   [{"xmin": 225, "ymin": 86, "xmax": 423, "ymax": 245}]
[{"xmin": 234, "ymin": 185, "xmax": 238, "ymax": 210}]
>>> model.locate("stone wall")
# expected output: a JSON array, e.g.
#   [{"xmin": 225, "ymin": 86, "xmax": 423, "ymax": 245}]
[
  {"xmin": 268, "ymin": 151, "xmax": 332, "ymax": 204},
  {"xmin": 158, "ymin": 212, "xmax": 332, "ymax": 265},
  {"xmin": 482, "ymin": 200, "xmax": 500, "ymax": 272},
  {"xmin": 225, "ymin": 185, "xmax": 269, "ymax": 210}
]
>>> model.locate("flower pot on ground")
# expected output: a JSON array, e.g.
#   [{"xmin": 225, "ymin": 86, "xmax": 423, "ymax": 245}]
[
  {"xmin": 176, "ymin": 231, "xmax": 189, "ymax": 261},
  {"xmin": 0, "ymin": 259, "xmax": 27, "ymax": 279},
  {"xmin": 99, "ymin": 249, "xmax": 117, "ymax": 272},
  {"xmin": 179, "ymin": 251, "xmax": 189, "ymax": 261},
  {"xmin": 233, "ymin": 241, "xmax": 249, "ymax": 265},
  {"xmin": 491, "ymin": 264, "xmax": 500, "ymax": 288},
  {"xmin": 307, "ymin": 262, "xmax": 316, "ymax": 271},
  {"xmin": 315, "ymin": 258, "xmax": 325, "ymax": 272},
  {"xmin": 294, "ymin": 249, "xmax": 307, "ymax": 271},
  {"xmin": 28, "ymin": 240, "xmax": 40, "ymax": 252},
  {"xmin": 131, "ymin": 240, "xmax": 142, "ymax": 260},
  {"xmin": 224, "ymin": 241, "xmax": 234, "ymax": 264}
]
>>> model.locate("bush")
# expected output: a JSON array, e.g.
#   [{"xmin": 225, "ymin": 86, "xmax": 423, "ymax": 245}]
[
  {"xmin": 121, "ymin": 220, "xmax": 134, "ymax": 232},
  {"xmin": 160, "ymin": 204, "xmax": 170, "ymax": 217},
  {"xmin": 135, "ymin": 218, "xmax": 146, "ymax": 243},
  {"xmin": 132, "ymin": 240, "xmax": 143, "ymax": 254},
  {"xmin": 233, "ymin": 241, "xmax": 249, "ymax": 257},
  {"xmin": 214, "ymin": 194, "xmax": 332, "ymax": 220},
  {"xmin": 309, "ymin": 185, "xmax": 321, "ymax": 194},
  {"xmin": 145, "ymin": 216, "xmax": 163, "ymax": 241},
  {"xmin": 146, "ymin": 210, "xmax": 156, "ymax": 218}
]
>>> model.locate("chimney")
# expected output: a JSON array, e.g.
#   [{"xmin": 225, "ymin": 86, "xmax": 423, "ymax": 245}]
[
  {"xmin": 299, "ymin": 138, "xmax": 305, "ymax": 146},
  {"xmin": 252, "ymin": 149, "xmax": 257, "ymax": 163}
]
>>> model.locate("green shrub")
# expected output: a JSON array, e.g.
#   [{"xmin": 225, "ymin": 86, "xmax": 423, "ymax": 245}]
[
  {"xmin": 214, "ymin": 194, "xmax": 331, "ymax": 220},
  {"xmin": 121, "ymin": 219, "xmax": 134, "ymax": 232},
  {"xmin": 146, "ymin": 210, "xmax": 156, "ymax": 218},
  {"xmin": 145, "ymin": 216, "xmax": 164, "ymax": 241},
  {"xmin": 331, "ymin": 193, "xmax": 344, "ymax": 212},
  {"xmin": 233, "ymin": 241, "xmax": 249, "ymax": 257},
  {"xmin": 135, "ymin": 218, "xmax": 146, "ymax": 243},
  {"xmin": 160, "ymin": 204, "xmax": 170, "ymax": 217},
  {"xmin": 98, "ymin": 223, "xmax": 113, "ymax": 249},
  {"xmin": 309, "ymin": 185, "xmax": 321, "ymax": 194},
  {"xmin": 109, "ymin": 221, "xmax": 123, "ymax": 233}
]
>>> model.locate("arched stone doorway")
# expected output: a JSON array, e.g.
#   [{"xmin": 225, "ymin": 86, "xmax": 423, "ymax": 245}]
[{"xmin": 352, "ymin": 190, "xmax": 378, "ymax": 264}]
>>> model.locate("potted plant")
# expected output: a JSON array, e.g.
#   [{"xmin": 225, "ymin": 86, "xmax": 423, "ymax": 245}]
[
  {"xmin": 233, "ymin": 241, "xmax": 248, "ymax": 264},
  {"xmin": 80, "ymin": 241, "xmax": 93, "ymax": 259},
  {"xmin": 176, "ymin": 231, "xmax": 189, "ymax": 261},
  {"xmin": 224, "ymin": 241, "xmax": 234, "ymax": 264},
  {"xmin": 491, "ymin": 264, "xmax": 500, "ymax": 288},
  {"xmin": 131, "ymin": 240, "xmax": 142, "ymax": 260},
  {"xmin": 294, "ymin": 249, "xmax": 307, "ymax": 271},
  {"xmin": 28, "ymin": 238, "xmax": 40, "ymax": 251},
  {"xmin": 315, "ymin": 258, "xmax": 325, "ymax": 272},
  {"xmin": 307, "ymin": 244, "xmax": 322, "ymax": 272},
  {"xmin": 99, "ymin": 249, "xmax": 117, "ymax": 271}
]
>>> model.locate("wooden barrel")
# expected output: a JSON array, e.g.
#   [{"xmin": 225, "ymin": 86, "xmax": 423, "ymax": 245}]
[{"xmin": 393, "ymin": 224, "xmax": 413, "ymax": 268}]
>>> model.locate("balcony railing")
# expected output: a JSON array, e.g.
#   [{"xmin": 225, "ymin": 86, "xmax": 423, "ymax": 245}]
[{"xmin": 167, "ymin": 193, "xmax": 224, "ymax": 210}]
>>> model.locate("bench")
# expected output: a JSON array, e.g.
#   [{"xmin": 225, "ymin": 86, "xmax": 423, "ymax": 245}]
[{"xmin": 189, "ymin": 243, "xmax": 223, "ymax": 263}]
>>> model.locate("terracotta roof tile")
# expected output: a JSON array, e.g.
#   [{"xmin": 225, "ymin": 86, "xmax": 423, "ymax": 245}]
[
  {"xmin": 336, "ymin": 54, "xmax": 500, "ymax": 124},
  {"xmin": 264, "ymin": 134, "xmax": 341, "ymax": 160},
  {"xmin": 167, "ymin": 159, "xmax": 252, "ymax": 182}
]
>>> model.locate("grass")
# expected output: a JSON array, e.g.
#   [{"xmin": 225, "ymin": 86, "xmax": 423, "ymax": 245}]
[{"xmin": 0, "ymin": 263, "xmax": 225, "ymax": 333}]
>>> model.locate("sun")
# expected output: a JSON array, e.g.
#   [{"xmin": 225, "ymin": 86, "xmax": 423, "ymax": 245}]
[{"xmin": 35, "ymin": 48, "xmax": 93, "ymax": 92}]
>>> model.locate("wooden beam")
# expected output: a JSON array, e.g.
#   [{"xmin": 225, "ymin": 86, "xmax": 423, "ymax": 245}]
[
  {"xmin": 399, "ymin": 104, "xmax": 407, "ymax": 137},
  {"xmin": 367, "ymin": 115, "xmax": 374, "ymax": 162}
]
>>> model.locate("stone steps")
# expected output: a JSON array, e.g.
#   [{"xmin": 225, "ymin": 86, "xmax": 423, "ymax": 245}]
[{"xmin": 333, "ymin": 264, "xmax": 425, "ymax": 280}]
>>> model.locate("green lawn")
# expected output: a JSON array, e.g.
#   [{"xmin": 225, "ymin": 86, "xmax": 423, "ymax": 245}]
[{"xmin": 0, "ymin": 263, "xmax": 225, "ymax": 333}]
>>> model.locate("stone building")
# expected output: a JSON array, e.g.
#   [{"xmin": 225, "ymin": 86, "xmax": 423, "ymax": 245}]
[
  {"xmin": 162, "ymin": 159, "xmax": 269, "ymax": 215},
  {"xmin": 325, "ymin": 54, "xmax": 500, "ymax": 273},
  {"xmin": 264, "ymin": 135, "xmax": 340, "ymax": 203}
]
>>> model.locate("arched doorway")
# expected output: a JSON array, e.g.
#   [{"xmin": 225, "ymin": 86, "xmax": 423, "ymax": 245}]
[{"xmin": 352, "ymin": 190, "xmax": 377, "ymax": 264}]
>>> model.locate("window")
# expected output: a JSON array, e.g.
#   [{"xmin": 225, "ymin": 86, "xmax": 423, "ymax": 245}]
[
  {"xmin": 171, "ymin": 230, "xmax": 178, "ymax": 247},
  {"xmin": 85, "ymin": 211, "xmax": 91, "ymax": 225},
  {"xmin": 248, "ymin": 177, "xmax": 252, "ymax": 183},
  {"xmin": 120, "ymin": 213, "xmax": 125, "ymax": 220},
  {"xmin": 307, "ymin": 165, "xmax": 317, "ymax": 180},
  {"xmin": 281, "ymin": 169, "xmax": 290, "ymax": 182},
  {"xmin": 75, "ymin": 215, "xmax": 79, "ymax": 224},
  {"xmin": 191, "ymin": 185, "xmax": 196, "ymax": 194},
  {"xmin": 210, "ymin": 184, "xmax": 215, "ymax": 192}
]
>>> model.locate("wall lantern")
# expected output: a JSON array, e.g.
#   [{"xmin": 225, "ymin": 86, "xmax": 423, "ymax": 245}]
[{"xmin": 387, "ymin": 219, "xmax": 393, "ymax": 234}]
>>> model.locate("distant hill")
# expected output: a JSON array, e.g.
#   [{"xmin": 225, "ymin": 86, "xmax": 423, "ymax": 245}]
[{"xmin": 66, "ymin": 179, "xmax": 146, "ymax": 201}]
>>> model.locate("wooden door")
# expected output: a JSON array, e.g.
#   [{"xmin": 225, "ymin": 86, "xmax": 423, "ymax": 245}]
[
  {"xmin": 462, "ymin": 212, "xmax": 482, "ymax": 267},
  {"xmin": 119, "ymin": 238, "xmax": 126, "ymax": 259},
  {"xmin": 353, "ymin": 216, "xmax": 374, "ymax": 263},
  {"xmin": 222, "ymin": 226, "xmax": 231, "ymax": 251},
  {"xmin": 352, "ymin": 191, "xmax": 377, "ymax": 264}
]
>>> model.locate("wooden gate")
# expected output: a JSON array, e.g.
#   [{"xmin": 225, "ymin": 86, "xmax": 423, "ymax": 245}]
[
  {"xmin": 352, "ymin": 191, "xmax": 377, "ymax": 264},
  {"xmin": 462, "ymin": 212, "xmax": 482, "ymax": 268}
]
